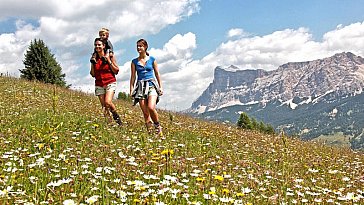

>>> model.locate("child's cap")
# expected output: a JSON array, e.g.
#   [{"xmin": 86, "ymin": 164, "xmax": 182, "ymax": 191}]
[{"xmin": 99, "ymin": 28, "xmax": 109, "ymax": 34}]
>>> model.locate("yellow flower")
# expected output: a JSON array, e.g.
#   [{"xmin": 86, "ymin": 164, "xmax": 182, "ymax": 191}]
[
  {"xmin": 236, "ymin": 192, "xmax": 245, "ymax": 197},
  {"xmin": 209, "ymin": 187, "xmax": 216, "ymax": 195},
  {"xmin": 196, "ymin": 177, "xmax": 205, "ymax": 182},
  {"xmin": 208, "ymin": 190, "xmax": 216, "ymax": 195},
  {"xmin": 161, "ymin": 149, "xmax": 174, "ymax": 156},
  {"xmin": 37, "ymin": 143, "xmax": 45, "ymax": 150},
  {"xmin": 222, "ymin": 189, "xmax": 229, "ymax": 194},
  {"xmin": 214, "ymin": 175, "xmax": 224, "ymax": 181}
]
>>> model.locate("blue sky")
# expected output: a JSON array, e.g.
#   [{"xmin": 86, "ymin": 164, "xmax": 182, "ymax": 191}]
[{"xmin": 1, "ymin": 0, "xmax": 364, "ymax": 110}]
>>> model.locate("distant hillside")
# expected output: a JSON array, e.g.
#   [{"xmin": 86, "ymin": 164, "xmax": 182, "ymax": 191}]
[
  {"xmin": 1, "ymin": 76, "xmax": 363, "ymax": 204},
  {"xmin": 188, "ymin": 52, "xmax": 364, "ymax": 150}
]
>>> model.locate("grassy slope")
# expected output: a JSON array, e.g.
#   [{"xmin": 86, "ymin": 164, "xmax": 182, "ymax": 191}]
[{"xmin": 0, "ymin": 76, "xmax": 363, "ymax": 204}]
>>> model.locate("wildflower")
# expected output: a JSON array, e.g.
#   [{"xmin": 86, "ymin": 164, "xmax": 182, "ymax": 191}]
[
  {"xmin": 222, "ymin": 189, "xmax": 230, "ymax": 195},
  {"xmin": 236, "ymin": 192, "xmax": 244, "ymax": 197},
  {"xmin": 0, "ymin": 187, "xmax": 11, "ymax": 197},
  {"xmin": 209, "ymin": 187, "xmax": 216, "ymax": 195},
  {"xmin": 29, "ymin": 176, "xmax": 37, "ymax": 184},
  {"xmin": 36, "ymin": 157, "xmax": 46, "ymax": 166},
  {"xmin": 286, "ymin": 192, "xmax": 294, "ymax": 196},
  {"xmin": 328, "ymin": 169, "xmax": 338, "ymax": 174},
  {"xmin": 294, "ymin": 178, "xmax": 303, "ymax": 183},
  {"xmin": 241, "ymin": 187, "xmax": 251, "ymax": 194},
  {"xmin": 308, "ymin": 168, "xmax": 319, "ymax": 173},
  {"xmin": 170, "ymin": 188, "xmax": 180, "ymax": 195},
  {"xmin": 314, "ymin": 198, "xmax": 322, "ymax": 203},
  {"xmin": 117, "ymin": 190, "xmax": 127, "ymax": 198},
  {"xmin": 214, "ymin": 175, "xmax": 224, "ymax": 181},
  {"xmin": 161, "ymin": 149, "xmax": 174, "ymax": 157},
  {"xmin": 224, "ymin": 174, "xmax": 232, "ymax": 179},
  {"xmin": 196, "ymin": 177, "xmax": 205, "ymax": 182},
  {"xmin": 37, "ymin": 143, "xmax": 45, "ymax": 150},
  {"xmin": 182, "ymin": 193, "xmax": 190, "ymax": 199},
  {"xmin": 203, "ymin": 194, "xmax": 211, "ymax": 199},
  {"xmin": 342, "ymin": 176, "xmax": 350, "ymax": 181},
  {"xmin": 47, "ymin": 178, "xmax": 72, "ymax": 188},
  {"xmin": 85, "ymin": 195, "xmax": 99, "ymax": 204},
  {"xmin": 59, "ymin": 153, "xmax": 66, "ymax": 160},
  {"xmin": 345, "ymin": 192, "xmax": 359, "ymax": 201},
  {"xmin": 219, "ymin": 197, "xmax": 233, "ymax": 203},
  {"xmin": 63, "ymin": 199, "xmax": 76, "ymax": 205},
  {"xmin": 118, "ymin": 152, "xmax": 127, "ymax": 159}
]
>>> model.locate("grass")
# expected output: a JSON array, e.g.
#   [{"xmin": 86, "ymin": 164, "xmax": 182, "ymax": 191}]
[{"xmin": 0, "ymin": 76, "xmax": 363, "ymax": 205}]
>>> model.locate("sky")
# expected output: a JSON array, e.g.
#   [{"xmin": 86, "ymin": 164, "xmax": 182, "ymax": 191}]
[{"xmin": 1, "ymin": 0, "xmax": 364, "ymax": 111}]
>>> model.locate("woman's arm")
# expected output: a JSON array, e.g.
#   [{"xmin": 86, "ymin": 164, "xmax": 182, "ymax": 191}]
[
  {"xmin": 108, "ymin": 56, "xmax": 119, "ymax": 75},
  {"xmin": 153, "ymin": 60, "xmax": 163, "ymax": 95},
  {"xmin": 130, "ymin": 62, "xmax": 136, "ymax": 95}
]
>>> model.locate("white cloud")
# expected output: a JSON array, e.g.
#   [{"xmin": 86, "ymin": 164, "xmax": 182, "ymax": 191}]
[
  {"xmin": 322, "ymin": 22, "xmax": 364, "ymax": 56},
  {"xmin": 152, "ymin": 22, "xmax": 364, "ymax": 110},
  {"xmin": 0, "ymin": 0, "xmax": 201, "ymax": 85},
  {"xmin": 226, "ymin": 28, "xmax": 246, "ymax": 38}
]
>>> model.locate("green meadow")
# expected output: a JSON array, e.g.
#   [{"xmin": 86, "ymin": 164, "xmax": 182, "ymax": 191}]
[{"xmin": 0, "ymin": 76, "xmax": 363, "ymax": 205}]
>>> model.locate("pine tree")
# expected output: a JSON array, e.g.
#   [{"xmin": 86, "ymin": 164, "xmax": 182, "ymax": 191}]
[
  {"xmin": 265, "ymin": 124, "xmax": 275, "ymax": 135},
  {"xmin": 237, "ymin": 112, "xmax": 252, "ymax": 130},
  {"xmin": 250, "ymin": 117, "xmax": 258, "ymax": 130},
  {"xmin": 20, "ymin": 39, "xmax": 66, "ymax": 87}
]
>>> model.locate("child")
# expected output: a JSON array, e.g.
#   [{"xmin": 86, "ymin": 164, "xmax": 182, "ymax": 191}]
[{"xmin": 90, "ymin": 28, "xmax": 114, "ymax": 64}]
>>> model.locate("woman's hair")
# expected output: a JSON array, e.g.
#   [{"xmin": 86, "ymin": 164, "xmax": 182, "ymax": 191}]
[
  {"xmin": 137, "ymin": 39, "xmax": 149, "ymax": 56},
  {"xmin": 94, "ymin": 37, "xmax": 106, "ymax": 45}
]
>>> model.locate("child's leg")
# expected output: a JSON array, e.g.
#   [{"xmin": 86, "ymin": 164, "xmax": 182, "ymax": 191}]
[{"xmin": 90, "ymin": 51, "xmax": 97, "ymax": 64}]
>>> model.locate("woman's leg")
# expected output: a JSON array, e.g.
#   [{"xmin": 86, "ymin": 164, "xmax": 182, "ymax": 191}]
[
  {"xmin": 139, "ymin": 99, "xmax": 151, "ymax": 123},
  {"xmin": 104, "ymin": 90, "xmax": 122, "ymax": 125},
  {"xmin": 98, "ymin": 94, "xmax": 112, "ymax": 122},
  {"xmin": 147, "ymin": 95, "xmax": 159, "ymax": 123},
  {"xmin": 139, "ymin": 99, "xmax": 154, "ymax": 133},
  {"xmin": 147, "ymin": 95, "xmax": 162, "ymax": 135},
  {"xmin": 104, "ymin": 90, "xmax": 115, "ymax": 111}
]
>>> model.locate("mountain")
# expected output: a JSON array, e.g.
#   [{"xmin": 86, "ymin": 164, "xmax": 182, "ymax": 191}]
[{"xmin": 188, "ymin": 52, "xmax": 364, "ymax": 149}]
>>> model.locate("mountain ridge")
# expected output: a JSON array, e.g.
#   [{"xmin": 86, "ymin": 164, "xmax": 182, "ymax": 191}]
[
  {"xmin": 189, "ymin": 52, "xmax": 364, "ymax": 114},
  {"xmin": 187, "ymin": 52, "xmax": 364, "ymax": 149}
]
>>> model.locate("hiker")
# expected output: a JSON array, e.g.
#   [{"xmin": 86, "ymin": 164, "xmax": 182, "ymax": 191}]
[
  {"xmin": 90, "ymin": 37, "xmax": 122, "ymax": 125},
  {"xmin": 90, "ymin": 28, "xmax": 114, "ymax": 64},
  {"xmin": 130, "ymin": 39, "xmax": 163, "ymax": 135}
]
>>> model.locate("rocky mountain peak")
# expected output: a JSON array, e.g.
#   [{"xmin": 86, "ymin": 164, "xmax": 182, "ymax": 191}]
[{"xmin": 190, "ymin": 52, "xmax": 364, "ymax": 113}]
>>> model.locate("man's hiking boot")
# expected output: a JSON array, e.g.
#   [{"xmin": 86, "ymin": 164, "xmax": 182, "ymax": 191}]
[{"xmin": 111, "ymin": 111, "xmax": 122, "ymax": 126}]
